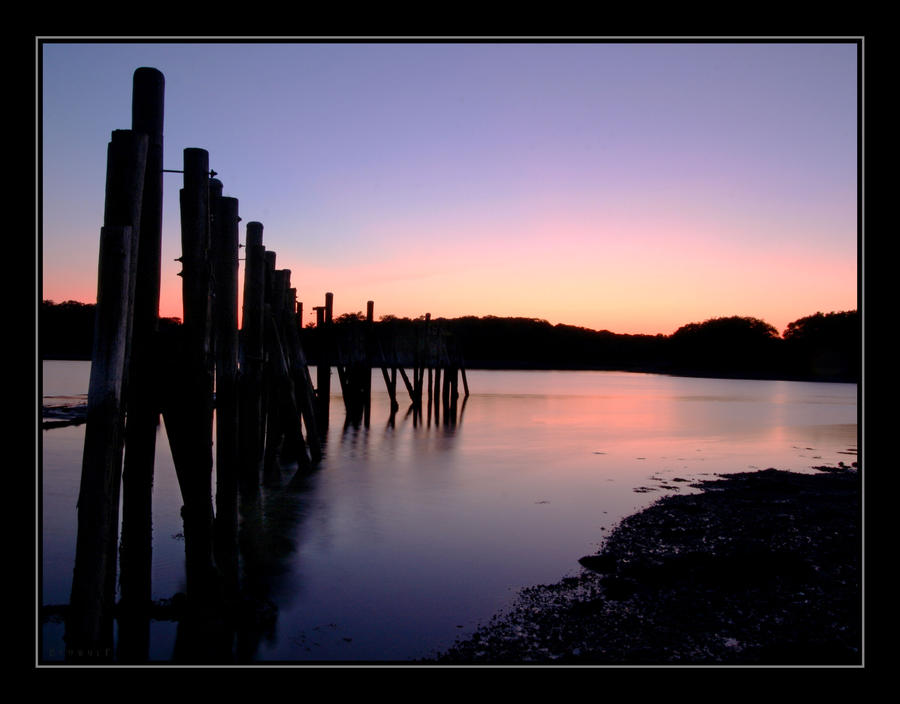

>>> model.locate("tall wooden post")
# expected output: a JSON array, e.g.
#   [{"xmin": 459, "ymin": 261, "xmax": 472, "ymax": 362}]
[
  {"xmin": 212, "ymin": 194, "xmax": 240, "ymax": 597},
  {"xmin": 118, "ymin": 67, "xmax": 165, "ymax": 663},
  {"xmin": 264, "ymin": 306, "xmax": 312, "ymax": 478},
  {"xmin": 259, "ymin": 250, "xmax": 277, "ymax": 454},
  {"xmin": 163, "ymin": 147, "xmax": 217, "ymax": 603},
  {"xmin": 263, "ymin": 269, "xmax": 290, "ymax": 483},
  {"xmin": 442, "ymin": 364, "xmax": 451, "ymax": 423},
  {"xmin": 315, "ymin": 295, "xmax": 333, "ymax": 430},
  {"xmin": 239, "ymin": 222, "xmax": 266, "ymax": 495},
  {"xmin": 314, "ymin": 302, "xmax": 326, "ymax": 411},
  {"xmin": 282, "ymin": 279, "xmax": 321, "ymax": 463},
  {"xmin": 449, "ymin": 366, "xmax": 459, "ymax": 425},
  {"xmin": 67, "ymin": 128, "xmax": 148, "ymax": 661},
  {"xmin": 364, "ymin": 301, "xmax": 374, "ymax": 427},
  {"xmin": 433, "ymin": 365, "xmax": 442, "ymax": 424}
]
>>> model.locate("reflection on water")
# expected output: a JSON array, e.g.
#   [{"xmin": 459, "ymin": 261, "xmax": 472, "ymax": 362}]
[{"xmin": 40, "ymin": 363, "xmax": 857, "ymax": 662}]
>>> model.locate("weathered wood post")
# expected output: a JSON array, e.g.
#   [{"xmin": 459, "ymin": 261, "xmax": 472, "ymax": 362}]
[
  {"xmin": 162, "ymin": 147, "xmax": 217, "ymax": 604},
  {"xmin": 212, "ymin": 194, "xmax": 240, "ymax": 597},
  {"xmin": 442, "ymin": 362, "xmax": 451, "ymax": 423},
  {"xmin": 281, "ymin": 290, "xmax": 321, "ymax": 463},
  {"xmin": 398, "ymin": 366, "xmax": 416, "ymax": 407},
  {"xmin": 262, "ymin": 265, "xmax": 285, "ymax": 484},
  {"xmin": 279, "ymin": 281, "xmax": 300, "ymax": 465},
  {"xmin": 364, "ymin": 301, "xmax": 374, "ymax": 427},
  {"xmin": 67, "ymin": 128, "xmax": 148, "ymax": 661},
  {"xmin": 315, "ymin": 294, "xmax": 333, "ymax": 430},
  {"xmin": 264, "ymin": 304, "xmax": 312, "ymax": 479},
  {"xmin": 425, "ymin": 313, "xmax": 433, "ymax": 402},
  {"xmin": 118, "ymin": 66, "xmax": 165, "ymax": 663},
  {"xmin": 259, "ymin": 251, "xmax": 277, "ymax": 461},
  {"xmin": 433, "ymin": 364, "xmax": 442, "ymax": 424},
  {"xmin": 313, "ymin": 304, "xmax": 326, "ymax": 429},
  {"xmin": 449, "ymin": 366, "xmax": 459, "ymax": 425},
  {"xmin": 239, "ymin": 222, "xmax": 266, "ymax": 496}
]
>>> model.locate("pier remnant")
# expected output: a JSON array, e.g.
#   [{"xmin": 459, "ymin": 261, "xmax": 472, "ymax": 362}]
[
  {"xmin": 119, "ymin": 66, "xmax": 165, "ymax": 662},
  {"xmin": 63, "ymin": 65, "xmax": 470, "ymax": 664},
  {"xmin": 67, "ymin": 127, "xmax": 148, "ymax": 660},
  {"xmin": 212, "ymin": 194, "xmax": 241, "ymax": 596},
  {"xmin": 239, "ymin": 222, "xmax": 266, "ymax": 495},
  {"xmin": 161, "ymin": 147, "xmax": 217, "ymax": 604}
]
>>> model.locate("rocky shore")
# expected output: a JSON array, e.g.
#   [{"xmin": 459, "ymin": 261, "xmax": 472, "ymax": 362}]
[{"xmin": 433, "ymin": 465, "xmax": 861, "ymax": 666}]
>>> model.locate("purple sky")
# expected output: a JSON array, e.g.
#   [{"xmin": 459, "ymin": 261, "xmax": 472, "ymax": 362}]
[{"xmin": 40, "ymin": 40, "xmax": 859, "ymax": 334}]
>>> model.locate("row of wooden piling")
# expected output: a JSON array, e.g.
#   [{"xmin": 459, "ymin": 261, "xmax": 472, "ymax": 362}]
[
  {"xmin": 63, "ymin": 66, "xmax": 470, "ymax": 663},
  {"xmin": 68, "ymin": 69, "xmax": 162, "ymax": 661},
  {"xmin": 64, "ymin": 67, "xmax": 321, "ymax": 661}
]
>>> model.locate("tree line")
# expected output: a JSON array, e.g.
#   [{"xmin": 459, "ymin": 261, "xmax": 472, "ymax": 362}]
[{"xmin": 40, "ymin": 300, "xmax": 859, "ymax": 383}]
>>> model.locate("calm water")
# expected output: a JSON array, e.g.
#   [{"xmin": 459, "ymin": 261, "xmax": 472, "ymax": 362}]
[{"xmin": 40, "ymin": 361, "xmax": 858, "ymax": 662}]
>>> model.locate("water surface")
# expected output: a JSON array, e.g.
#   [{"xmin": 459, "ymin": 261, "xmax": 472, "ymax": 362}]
[{"xmin": 40, "ymin": 362, "xmax": 857, "ymax": 662}]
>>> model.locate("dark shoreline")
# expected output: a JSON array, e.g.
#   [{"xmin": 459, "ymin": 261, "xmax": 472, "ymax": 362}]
[{"xmin": 431, "ymin": 466, "xmax": 861, "ymax": 666}]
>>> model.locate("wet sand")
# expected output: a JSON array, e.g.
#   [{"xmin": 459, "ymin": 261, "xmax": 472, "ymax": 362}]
[{"xmin": 433, "ymin": 465, "xmax": 861, "ymax": 666}]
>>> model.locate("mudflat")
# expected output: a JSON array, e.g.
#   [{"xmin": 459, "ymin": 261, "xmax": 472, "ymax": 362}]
[{"xmin": 435, "ymin": 466, "xmax": 861, "ymax": 665}]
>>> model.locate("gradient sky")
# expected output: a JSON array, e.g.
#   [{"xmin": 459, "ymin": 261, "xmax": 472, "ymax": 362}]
[{"xmin": 40, "ymin": 40, "xmax": 859, "ymax": 335}]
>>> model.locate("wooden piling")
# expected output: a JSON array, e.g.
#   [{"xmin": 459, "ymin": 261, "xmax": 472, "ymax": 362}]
[
  {"xmin": 442, "ymin": 365, "xmax": 451, "ymax": 422},
  {"xmin": 212, "ymin": 194, "xmax": 240, "ymax": 596},
  {"xmin": 259, "ymin": 250, "xmax": 277, "ymax": 454},
  {"xmin": 315, "ymin": 296, "xmax": 333, "ymax": 430},
  {"xmin": 239, "ymin": 222, "xmax": 266, "ymax": 495},
  {"xmin": 67, "ymin": 225, "xmax": 134, "ymax": 660},
  {"xmin": 433, "ymin": 365, "xmax": 442, "ymax": 424},
  {"xmin": 164, "ymin": 147, "xmax": 217, "ymax": 604},
  {"xmin": 103, "ymin": 131, "xmax": 148, "ymax": 400},
  {"xmin": 264, "ymin": 269, "xmax": 306, "ymax": 483},
  {"xmin": 398, "ymin": 366, "xmax": 416, "ymax": 405},
  {"xmin": 264, "ymin": 308, "xmax": 312, "ymax": 477},
  {"xmin": 313, "ymin": 306, "xmax": 329, "ymax": 432},
  {"xmin": 68, "ymin": 127, "xmax": 148, "ymax": 660},
  {"xmin": 425, "ymin": 314, "xmax": 433, "ymax": 419},
  {"xmin": 119, "ymin": 67, "xmax": 165, "ymax": 661},
  {"xmin": 262, "ymin": 315, "xmax": 285, "ymax": 484},
  {"xmin": 281, "ymin": 280, "xmax": 319, "ymax": 461},
  {"xmin": 280, "ymin": 295, "xmax": 322, "ymax": 463},
  {"xmin": 449, "ymin": 366, "xmax": 459, "ymax": 425},
  {"xmin": 364, "ymin": 301, "xmax": 374, "ymax": 427}
]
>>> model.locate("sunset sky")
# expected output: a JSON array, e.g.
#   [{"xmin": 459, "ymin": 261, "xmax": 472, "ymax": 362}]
[{"xmin": 40, "ymin": 40, "xmax": 859, "ymax": 335}]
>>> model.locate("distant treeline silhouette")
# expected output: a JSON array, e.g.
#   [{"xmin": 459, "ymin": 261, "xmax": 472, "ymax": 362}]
[
  {"xmin": 40, "ymin": 300, "xmax": 859, "ymax": 383},
  {"xmin": 39, "ymin": 300, "xmax": 182, "ymax": 362}
]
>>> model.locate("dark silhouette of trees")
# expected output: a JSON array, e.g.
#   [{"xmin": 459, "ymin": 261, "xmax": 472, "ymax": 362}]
[
  {"xmin": 41, "ymin": 300, "xmax": 858, "ymax": 383},
  {"xmin": 40, "ymin": 300, "xmax": 97, "ymax": 359},
  {"xmin": 782, "ymin": 311, "xmax": 859, "ymax": 382},
  {"xmin": 669, "ymin": 316, "xmax": 784, "ymax": 377},
  {"xmin": 40, "ymin": 299, "xmax": 181, "ymax": 361},
  {"xmin": 335, "ymin": 311, "xmax": 365, "ymax": 324}
]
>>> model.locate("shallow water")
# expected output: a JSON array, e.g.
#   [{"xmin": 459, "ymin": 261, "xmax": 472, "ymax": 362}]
[{"xmin": 39, "ymin": 362, "xmax": 857, "ymax": 663}]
